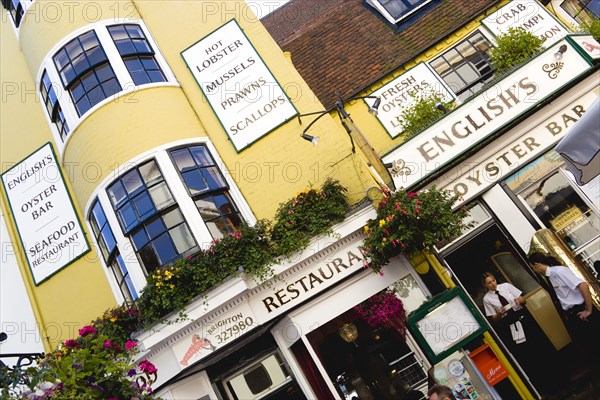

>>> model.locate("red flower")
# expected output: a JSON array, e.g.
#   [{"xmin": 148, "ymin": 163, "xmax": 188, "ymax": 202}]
[
  {"xmin": 125, "ymin": 340, "xmax": 138, "ymax": 350},
  {"xmin": 78, "ymin": 325, "xmax": 97, "ymax": 337},
  {"xmin": 138, "ymin": 359, "xmax": 157, "ymax": 374}
]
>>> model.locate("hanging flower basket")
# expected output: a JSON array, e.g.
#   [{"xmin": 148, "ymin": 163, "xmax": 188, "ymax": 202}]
[
  {"xmin": 362, "ymin": 187, "xmax": 470, "ymax": 274},
  {"xmin": 354, "ymin": 289, "xmax": 407, "ymax": 338}
]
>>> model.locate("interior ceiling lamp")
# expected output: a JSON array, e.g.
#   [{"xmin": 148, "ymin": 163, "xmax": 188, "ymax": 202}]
[
  {"xmin": 338, "ymin": 322, "xmax": 359, "ymax": 343},
  {"xmin": 554, "ymin": 44, "xmax": 568, "ymax": 60}
]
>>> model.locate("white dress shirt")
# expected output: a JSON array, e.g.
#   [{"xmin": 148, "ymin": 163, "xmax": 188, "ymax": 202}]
[
  {"xmin": 483, "ymin": 282, "xmax": 523, "ymax": 317},
  {"xmin": 546, "ymin": 265, "xmax": 585, "ymax": 310}
]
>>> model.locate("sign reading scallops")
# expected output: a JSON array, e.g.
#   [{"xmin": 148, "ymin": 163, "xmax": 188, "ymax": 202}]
[
  {"xmin": 482, "ymin": 0, "xmax": 568, "ymax": 47},
  {"xmin": 181, "ymin": 19, "xmax": 297, "ymax": 151},
  {"xmin": 1, "ymin": 143, "xmax": 89, "ymax": 285},
  {"xmin": 366, "ymin": 63, "xmax": 455, "ymax": 138}
]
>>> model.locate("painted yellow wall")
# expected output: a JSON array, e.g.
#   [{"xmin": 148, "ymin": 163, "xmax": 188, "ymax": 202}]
[
  {"xmin": 1, "ymin": 18, "xmax": 116, "ymax": 352},
  {"xmin": 18, "ymin": 0, "xmax": 139, "ymax": 79},
  {"xmin": 62, "ymin": 86, "xmax": 210, "ymax": 211},
  {"xmin": 133, "ymin": 0, "xmax": 379, "ymax": 218}
]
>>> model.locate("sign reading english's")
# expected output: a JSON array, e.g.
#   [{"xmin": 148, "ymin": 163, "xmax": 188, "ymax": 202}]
[
  {"xmin": 1, "ymin": 143, "xmax": 89, "ymax": 285},
  {"xmin": 181, "ymin": 19, "xmax": 297, "ymax": 152}
]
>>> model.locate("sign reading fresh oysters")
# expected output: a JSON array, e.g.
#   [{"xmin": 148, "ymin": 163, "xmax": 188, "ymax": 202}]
[{"xmin": 182, "ymin": 19, "xmax": 297, "ymax": 151}]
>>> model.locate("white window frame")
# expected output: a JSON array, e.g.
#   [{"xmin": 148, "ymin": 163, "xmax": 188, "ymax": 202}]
[
  {"xmin": 84, "ymin": 138, "xmax": 256, "ymax": 302},
  {"xmin": 36, "ymin": 19, "xmax": 178, "ymax": 157},
  {"xmin": 3, "ymin": 0, "xmax": 33, "ymax": 34},
  {"xmin": 366, "ymin": 0, "xmax": 433, "ymax": 24}
]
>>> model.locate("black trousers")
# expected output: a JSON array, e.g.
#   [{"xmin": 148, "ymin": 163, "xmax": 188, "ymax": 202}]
[{"xmin": 495, "ymin": 309, "xmax": 561, "ymax": 395}]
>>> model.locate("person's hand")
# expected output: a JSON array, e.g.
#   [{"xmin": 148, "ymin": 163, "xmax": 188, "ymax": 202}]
[
  {"xmin": 578, "ymin": 309, "xmax": 592, "ymax": 321},
  {"xmin": 496, "ymin": 308, "xmax": 507, "ymax": 320}
]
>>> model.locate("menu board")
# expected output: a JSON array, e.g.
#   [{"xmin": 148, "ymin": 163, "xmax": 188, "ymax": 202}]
[{"xmin": 408, "ymin": 287, "xmax": 488, "ymax": 363}]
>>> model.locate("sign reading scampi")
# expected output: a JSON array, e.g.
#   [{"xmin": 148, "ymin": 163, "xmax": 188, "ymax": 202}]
[
  {"xmin": 1, "ymin": 143, "xmax": 89, "ymax": 285},
  {"xmin": 182, "ymin": 19, "xmax": 297, "ymax": 152}
]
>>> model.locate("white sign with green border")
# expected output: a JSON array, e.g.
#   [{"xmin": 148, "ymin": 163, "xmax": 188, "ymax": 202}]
[
  {"xmin": 1, "ymin": 143, "xmax": 89, "ymax": 285},
  {"xmin": 182, "ymin": 19, "xmax": 297, "ymax": 152},
  {"xmin": 482, "ymin": 0, "xmax": 568, "ymax": 47}
]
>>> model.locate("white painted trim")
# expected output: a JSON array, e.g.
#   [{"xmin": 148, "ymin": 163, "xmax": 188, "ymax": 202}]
[
  {"xmin": 33, "ymin": 18, "xmax": 180, "ymax": 158},
  {"xmin": 482, "ymin": 184, "xmax": 537, "ymax": 253},
  {"xmin": 366, "ymin": 0, "xmax": 433, "ymax": 25},
  {"xmin": 83, "ymin": 138, "xmax": 258, "ymax": 302}
]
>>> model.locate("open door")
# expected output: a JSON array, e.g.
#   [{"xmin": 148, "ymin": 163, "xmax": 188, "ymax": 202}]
[{"xmin": 490, "ymin": 252, "xmax": 571, "ymax": 350}]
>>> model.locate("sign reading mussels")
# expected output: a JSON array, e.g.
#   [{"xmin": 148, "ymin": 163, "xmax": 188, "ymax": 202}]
[{"xmin": 182, "ymin": 19, "xmax": 297, "ymax": 151}]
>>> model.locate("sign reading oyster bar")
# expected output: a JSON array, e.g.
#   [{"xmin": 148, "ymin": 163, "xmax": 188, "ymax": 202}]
[
  {"xmin": 182, "ymin": 19, "xmax": 297, "ymax": 151},
  {"xmin": 1, "ymin": 143, "xmax": 89, "ymax": 285}
]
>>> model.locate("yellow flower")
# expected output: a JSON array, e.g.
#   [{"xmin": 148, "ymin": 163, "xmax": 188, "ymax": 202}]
[
  {"xmin": 364, "ymin": 226, "xmax": 370, "ymax": 233},
  {"xmin": 379, "ymin": 219, "xmax": 386, "ymax": 227},
  {"xmin": 382, "ymin": 238, "xmax": 387, "ymax": 243},
  {"xmin": 110, "ymin": 317, "xmax": 117, "ymax": 322},
  {"xmin": 156, "ymin": 282, "xmax": 163, "ymax": 288}
]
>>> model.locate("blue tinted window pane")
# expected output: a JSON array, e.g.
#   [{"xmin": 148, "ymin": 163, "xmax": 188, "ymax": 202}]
[
  {"xmin": 101, "ymin": 227, "xmax": 117, "ymax": 252},
  {"xmin": 122, "ymin": 170, "xmax": 143, "ymax": 195},
  {"xmin": 131, "ymin": 229, "xmax": 149, "ymax": 250},
  {"xmin": 102, "ymin": 78, "xmax": 121, "ymax": 97},
  {"xmin": 118, "ymin": 202, "xmax": 138, "ymax": 231},
  {"xmin": 81, "ymin": 71, "xmax": 100, "ymax": 91},
  {"xmin": 147, "ymin": 71, "xmax": 166, "ymax": 83},
  {"xmin": 133, "ymin": 40, "xmax": 152, "ymax": 54},
  {"xmin": 75, "ymin": 97, "xmax": 92, "ymax": 116},
  {"xmin": 134, "ymin": 192, "xmax": 155, "ymax": 220},
  {"xmin": 92, "ymin": 202, "xmax": 108, "ymax": 227},
  {"xmin": 190, "ymin": 146, "xmax": 212, "ymax": 166},
  {"xmin": 126, "ymin": 25, "xmax": 144, "ymax": 39},
  {"xmin": 108, "ymin": 182, "xmax": 127, "ymax": 206},
  {"xmin": 203, "ymin": 167, "xmax": 227, "ymax": 190},
  {"xmin": 171, "ymin": 148, "xmax": 195, "ymax": 172},
  {"xmin": 183, "ymin": 170, "xmax": 208, "ymax": 194},
  {"xmin": 146, "ymin": 218, "xmax": 166, "ymax": 239},
  {"xmin": 154, "ymin": 234, "xmax": 177, "ymax": 264},
  {"xmin": 141, "ymin": 57, "xmax": 159, "ymax": 69},
  {"xmin": 117, "ymin": 41, "xmax": 137, "ymax": 55},
  {"xmin": 213, "ymin": 193, "xmax": 236, "ymax": 214},
  {"xmin": 131, "ymin": 72, "xmax": 150, "ymax": 85}
]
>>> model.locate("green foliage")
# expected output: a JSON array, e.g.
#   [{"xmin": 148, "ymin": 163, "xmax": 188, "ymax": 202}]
[
  {"xmin": 579, "ymin": 18, "xmax": 600, "ymax": 41},
  {"xmin": 489, "ymin": 27, "xmax": 545, "ymax": 74},
  {"xmin": 134, "ymin": 179, "xmax": 348, "ymax": 327},
  {"xmin": 270, "ymin": 178, "xmax": 348, "ymax": 257},
  {"xmin": 362, "ymin": 187, "xmax": 471, "ymax": 274},
  {"xmin": 91, "ymin": 304, "xmax": 143, "ymax": 344},
  {"xmin": 0, "ymin": 326, "xmax": 157, "ymax": 399},
  {"xmin": 399, "ymin": 92, "xmax": 454, "ymax": 140}
]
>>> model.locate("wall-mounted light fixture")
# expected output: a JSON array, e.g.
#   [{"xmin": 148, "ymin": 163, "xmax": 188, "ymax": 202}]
[
  {"xmin": 554, "ymin": 44, "xmax": 568, "ymax": 60},
  {"xmin": 297, "ymin": 93, "xmax": 394, "ymax": 190},
  {"xmin": 435, "ymin": 101, "xmax": 448, "ymax": 113}
]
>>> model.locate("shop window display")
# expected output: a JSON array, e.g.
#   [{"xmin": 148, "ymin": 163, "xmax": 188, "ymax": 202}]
[
  {"xmin": 305, "ymin": 291, "xmax": 427, "ymax": 400},
  {"xmin": 504, "ymin": 151, "xmax": 600, "ymax": 270}
]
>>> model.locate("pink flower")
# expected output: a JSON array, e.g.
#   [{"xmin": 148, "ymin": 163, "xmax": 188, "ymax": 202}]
[
  {"xmin": 78, "ymin": 325, "xmax": 97, "ymax": 337},
  {"xmin": 64, "ymin": 339, "xmax": 78, "ymax": 348},
  {"xmin": 125, "ymin": 340, "xmax": 138, "ymax": 350},
  {"xmin": 408, "ymin": 192, "xmax": 418, "ymax": 198},
  {"xmin": 138, "ymin": 359, "xmax": 157, "ymax": 374},
  {"xmin": 103, "ymin": 340, "xmax": 112, "ymax": 348}
]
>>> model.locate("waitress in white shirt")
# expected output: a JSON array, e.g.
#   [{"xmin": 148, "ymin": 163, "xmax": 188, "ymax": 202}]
[{"xmin": 480, "ymin": 272, "xmax": 560, "ymax": 396}]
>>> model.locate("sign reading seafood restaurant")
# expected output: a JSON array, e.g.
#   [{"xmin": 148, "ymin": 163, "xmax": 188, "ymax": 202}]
[
  {"xmin": 1, "ymin": 143, "xmax": 89, "ymax": 285},
  {"xmin": 181, "ymin": 19, "xmax": 297, "ymax": 152},
  {"xmin": 383, "ymin": 39, "xmax": 591, "ymax": 190}
]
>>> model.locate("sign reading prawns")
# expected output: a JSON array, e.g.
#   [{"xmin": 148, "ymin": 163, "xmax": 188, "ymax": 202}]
[
  {"xmin": 182, "ymin": 19, "xmax": 297, "ymax": 151},
  {"xmin": 1, "ymin": 143, "xmax": 89, "ymax": 285}
]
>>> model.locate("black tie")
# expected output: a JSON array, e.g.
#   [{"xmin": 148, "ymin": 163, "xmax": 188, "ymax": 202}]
[{"xmin": 496, "ymin": 291, "xmax": 509, "ymax": 307}]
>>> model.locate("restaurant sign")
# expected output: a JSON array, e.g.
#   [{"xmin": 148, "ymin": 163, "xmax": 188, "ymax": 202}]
[
  {"xmin": 382, "ymin": 39, "xmax": 591, "ymax": 190},
  {"xmin": 366, "ymin": 63, "xmax": 455, "ymax": 138},
  {"xmin": 182, "ymin": 19, "xmax": 297, "ymax": 152},
  {"xmin": 172, "ymin": 303, "xmax": 258, "ymax": 369},
  {"xmin": 1, "ymin": 143, "xmax": 89, "ymax": 285},
  {"xmin": 433, "ymin": 90, "xmax": 599, "ymax": 206}
]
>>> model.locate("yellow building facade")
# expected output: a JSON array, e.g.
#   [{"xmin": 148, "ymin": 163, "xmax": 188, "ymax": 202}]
[{"xmin": 2, "ymin": 0, "xmax": 599, "ymax": 399}]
